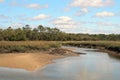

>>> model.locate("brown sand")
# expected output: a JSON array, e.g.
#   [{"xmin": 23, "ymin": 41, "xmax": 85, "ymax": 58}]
[{"xmin": 0, "ymin": 52, "xmax": 64, "ymax": 71}]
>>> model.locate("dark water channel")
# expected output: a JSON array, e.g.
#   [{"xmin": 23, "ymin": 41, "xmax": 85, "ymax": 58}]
[{"xmin": 0, "ymin": 46, "xmax": 120, "ymax": 80}]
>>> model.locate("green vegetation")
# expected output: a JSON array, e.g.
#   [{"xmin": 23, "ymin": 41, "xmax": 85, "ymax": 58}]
[
  {"xmin": 0, "ymin": 25, "xmax": 119, "ymax": 53},
  {"xmin": 0, "ymin": 41, "xmax": 61, "ymax": 53},
  {"xmin": 0, "ymin": 41, "xmax": 120, "ymax": 53},
  {"xmin": 0, "ymin": 25, "xmax": 120, "ymax": 41},
  {"xmin": 63, "ymin": 41, "xmax": 120, "ymax": 53}
]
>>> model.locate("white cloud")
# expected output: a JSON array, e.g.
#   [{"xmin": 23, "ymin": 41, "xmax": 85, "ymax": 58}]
[
  {"xmin": 63, "ymin": 7, "xmax": 70, "ymax": 12},
  {"xmin": 95, "ymin": 11, "xmax": 115, "ymax": 17},
  {"xmin": 70, "ymin": 0, "xmax": 114, "ymax": 8},
  {"xmin": 29, "ymin": 14, "xmax": 50, "ymax": 21},
  {"xmin": 51, "ymin": 16, "xmax": 80, "ymax": 29},
  {"xmin": 10, "ymin": 23, "xmax": 25, "ymax": 28},
  {"xmin": 96, "ymin": 22, "xmax": 120, "ymax": 27},
  {"xmin": 27, "ymin": 3, "xmax": 48, "ymax": 9},
  {"xmin": 17, "ymin": 14, "xmax": 27, "ymax": 20},
  {"xmin": 57, "ymin": 16, "xmax": 72, "ymax": 22},
  {"xmin": 81, "ymin": 8, "xmax": 88, "ymax": 13},
  {"xmin": 0, "ymin": 0, "xmax": 4, "ymax": 3},
  {"xmin": 62, "ymin": 21, "xmax": 120, "ymax": 34},
  {"xmin": 0, "ymin": 14, "xmax": 10, "ymax": 19},
  {"xmin": 9, "ymin": 1, "xmax": 48, "ymax": 9},
  {"xmin": 89, "ymin": 28, "xmax": 120, "ymax": 34},
  {"xmin": 10, "ymin": 1, "xmax": 19, "ymax": 6},
  {"xmin": 17, "ymin": 14, "xmax": 50, "ymax": 21},
  {"xmin": 75, "ymin": 8, "xmax": 89, "ymax": 16},
  {"xmin": 10, "ymin": 23, "xmax": 37, "ymax": 29},
  {"xmin": 79, "ymin": 21, "xmax": 120, "ymax": 27},
  {"xmin": 69, "ymin": 0, "xmax": 114, "ymax": 17}
]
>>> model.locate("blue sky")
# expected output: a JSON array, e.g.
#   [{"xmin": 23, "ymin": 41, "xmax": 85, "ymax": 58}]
[{"xmin": 0, "ymin": 0, "xmax": 120, "ymax": 34}]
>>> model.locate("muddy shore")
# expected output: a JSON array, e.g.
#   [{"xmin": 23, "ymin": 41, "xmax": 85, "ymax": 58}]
[{"xmin": 0, "ymin": 48, "xmax": 79, "ymax": 71}]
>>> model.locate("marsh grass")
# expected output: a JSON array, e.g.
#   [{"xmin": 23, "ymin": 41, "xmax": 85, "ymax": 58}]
[
  {"xmin": 0, "ymin": 41, "xmax": 119, "ymax": 53},
  {"xmin": 0, "ymin": 41, "xmax": 61, "ymax": 53},
  {"xmin": 62, "ymin": 41, "xmax": 120, "ymax": 53}
]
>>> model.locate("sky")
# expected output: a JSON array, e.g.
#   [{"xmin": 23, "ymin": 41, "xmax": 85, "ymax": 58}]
[{"xmin": 0, "ymin": 0, "xmax": 120, "ymax": 34}]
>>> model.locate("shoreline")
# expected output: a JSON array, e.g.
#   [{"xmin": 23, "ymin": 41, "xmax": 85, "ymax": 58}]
[
  {"xmin": 0, "ymin": 48, "xmax": 79, "ymax": 71},
  {"xmin": 0, "ymin": 45, "xmax": 119, "ymax": 71},
  {"xmin": 98, "ymin": 49, "xmax": 120, "ymax": 58},
  {"xmin": 65, "ymin": 45, "xmax": 120, "ymax": 58}
]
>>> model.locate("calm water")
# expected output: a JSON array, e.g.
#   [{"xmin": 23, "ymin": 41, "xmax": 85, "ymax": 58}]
[{"xmin": 0, "ymin": 46, "xmax": 120, "ymax": 80}]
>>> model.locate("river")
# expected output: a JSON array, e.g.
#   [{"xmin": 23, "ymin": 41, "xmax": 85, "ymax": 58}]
[{"xmin": 0, "ymin": 46, "xmax": 120, "ymax": 80}]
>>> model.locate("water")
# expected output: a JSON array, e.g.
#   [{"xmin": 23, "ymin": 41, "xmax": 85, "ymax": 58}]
[{"xmin": 0, "ymin": 46, "xmax": 120, "ymax": 80}]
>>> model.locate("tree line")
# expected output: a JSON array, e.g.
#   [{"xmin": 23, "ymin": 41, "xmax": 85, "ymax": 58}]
[{"xmin": 0, "ymin": 25, "xmax": 120, "ymax": 41}]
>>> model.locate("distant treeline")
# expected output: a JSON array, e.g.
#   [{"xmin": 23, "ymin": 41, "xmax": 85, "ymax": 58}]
[{"xmin": 0, "ymin": 25, "xmax": 120, "ymax": 41}]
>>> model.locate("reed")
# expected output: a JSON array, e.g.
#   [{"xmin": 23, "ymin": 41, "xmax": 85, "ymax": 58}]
[
  {"xmin": 62, "ymin": 41, "xmax": 120, "ymax": 53},
  {"xmin": 0, "ymin": 41, "xmax": 61, "ymax": 53}
]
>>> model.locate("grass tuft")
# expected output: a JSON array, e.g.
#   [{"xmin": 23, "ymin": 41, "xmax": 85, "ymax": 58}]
[{"xmin": 0, "ymin": 41, "xmax": 61, "ymax": 53}]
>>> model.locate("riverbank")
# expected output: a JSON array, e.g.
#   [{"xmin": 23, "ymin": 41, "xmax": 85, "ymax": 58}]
[
  {"xmin": 99, "ymin": 49, "xmax": 120, "ymax": 58},
  {"xmin": 63, "ymin": 41, "xmax": 120, "ymax": 57},
  {"xmin": 0, "ymin": 48, "xmax": 78, "ymax": 71}
]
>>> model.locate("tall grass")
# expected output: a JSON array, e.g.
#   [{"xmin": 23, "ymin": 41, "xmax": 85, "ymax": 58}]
[
  {"xmin": 0, "ymin": 41, "xmax": 61, "ymax": 53},
  {"xmin": 62, "ymin": 41, "xmax": 120, "ymax": 53},
  {"xmin": 0, "ymin": 41, "xmax": 120, "ymax": 53}
]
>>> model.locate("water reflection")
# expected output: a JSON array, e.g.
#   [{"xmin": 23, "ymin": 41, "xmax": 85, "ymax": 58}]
[{"xmin": 0, "ymin": 46, "xmax": 120, "ymax": 80}]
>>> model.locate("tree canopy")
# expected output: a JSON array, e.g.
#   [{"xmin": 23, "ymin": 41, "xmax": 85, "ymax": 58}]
[{"xmin": 0, "ymin": 25, "xmax": 120, "ymax": 41}]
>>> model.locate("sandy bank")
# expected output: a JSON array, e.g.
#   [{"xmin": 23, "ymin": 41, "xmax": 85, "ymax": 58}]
[{"xmin": 0, "ymin": 48, "xmax": 78, "ymax": 71}]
